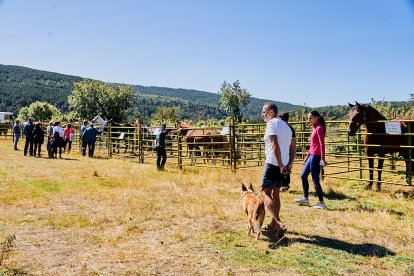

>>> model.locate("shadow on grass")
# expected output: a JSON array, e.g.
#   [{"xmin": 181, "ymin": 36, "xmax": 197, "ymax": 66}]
[
  {"xmin": 323, "ymin": 189, "xmax": 355, "ymax": 201},
  {"xmin": 287, "ymin": 189, "xmax": 355, "ymax": 201},
  {"xmin": 266, "ymin": 231, "xmax": 395, "ymax": 257}
]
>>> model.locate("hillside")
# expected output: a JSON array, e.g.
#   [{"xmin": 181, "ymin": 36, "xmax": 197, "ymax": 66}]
[
  {"xmin": 0, "ymin": 64, "xmax": 305, "ymax": 121},
  {"xmin": 133, "ymin": 85, "xmax": 305, "ymax": 116}
]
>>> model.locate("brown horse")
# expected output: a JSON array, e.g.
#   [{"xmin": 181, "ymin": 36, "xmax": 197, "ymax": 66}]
[
  {"xmin": 347, "ymin": 102, "xmax": 413, "ymax": 191},
  {"xmin": 172, "ymin": 122, "xmax": 230, "ymax": 165}
]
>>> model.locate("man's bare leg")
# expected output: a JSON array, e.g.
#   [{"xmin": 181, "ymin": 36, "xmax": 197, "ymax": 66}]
[{"xmin": 262, "ymin": 187, "xmax": 286, "ymax": 230}]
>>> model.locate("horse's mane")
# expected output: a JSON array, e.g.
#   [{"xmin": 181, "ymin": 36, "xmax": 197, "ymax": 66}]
[{"xmin": 363, "ymin": 104, "xmax": 387, "ymax": 120}]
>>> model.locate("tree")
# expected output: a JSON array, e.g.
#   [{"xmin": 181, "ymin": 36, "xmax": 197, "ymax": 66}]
[
  {"xmin": 219, "ymin": 80, "xmax": 251, "ymax": 122},
  {"xmin": 68, "ymin": 79, "xmax": 134, "ymax": 122},
  {"xmin": 17, "ymin": 101, "xmax": 62, "ymax": 121},
  {"xmin": 150, "ymin": 106, "xmax": 180, "ymax": 125}
]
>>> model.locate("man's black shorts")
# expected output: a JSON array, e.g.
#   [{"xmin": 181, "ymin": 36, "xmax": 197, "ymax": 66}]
[{"xmin": 261, "ymin": 163, "xmax": 283, "ymax": 190}]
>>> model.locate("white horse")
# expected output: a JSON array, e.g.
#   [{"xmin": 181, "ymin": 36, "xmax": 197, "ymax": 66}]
[{"xmin": 91, "ymin": 115, "xmax": 107, "ymax": 131}]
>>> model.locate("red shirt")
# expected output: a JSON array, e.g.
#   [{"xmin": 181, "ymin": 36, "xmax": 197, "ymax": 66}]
[
  {"xmin": 64, "ymin": 127, "xmax": 74, "ymax": 140},
  {"xmin": 308, "ymin": 122, "xmax": 325, "ymax": 160}
]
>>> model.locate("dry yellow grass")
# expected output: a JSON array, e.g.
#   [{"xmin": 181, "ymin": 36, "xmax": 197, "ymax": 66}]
[{"xmin": 0, "ymin": 140, "xmax": 414, "ymax": 275}]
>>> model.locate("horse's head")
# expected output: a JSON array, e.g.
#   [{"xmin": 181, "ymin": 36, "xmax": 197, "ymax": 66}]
[
  {"xmin": 347, "ymin": 102, "xmax": 367, "ymax": 136},
  {"xmin": 92, "ymin": 115, "xmax": 107, "ymax": 131}
]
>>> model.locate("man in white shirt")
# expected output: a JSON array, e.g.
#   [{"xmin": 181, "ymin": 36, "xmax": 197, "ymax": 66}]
[
  {"xmin": 261, "ymin": 102, "xmax": 292, "ymax": 238},
  {"xmin": 51, "ymin": 122, "xmax": 64, "ymax": 158}
]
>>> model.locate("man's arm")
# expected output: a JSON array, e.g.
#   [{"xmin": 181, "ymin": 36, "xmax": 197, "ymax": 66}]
[
  {"xmin": 269, "ymin": 134, "xmax": 287, "ymax": 174},
  {"xmin": 287, "ymin": 137, "xmax": 297, "ymax": 172}
]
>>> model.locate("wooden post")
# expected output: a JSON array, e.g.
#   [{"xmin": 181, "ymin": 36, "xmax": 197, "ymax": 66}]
[
  {"xmin": 108, "ymin": 122, "xmax": 112, "ymax": 157},
  {"xmin": 230, "ymin": 117, "xmax": 237, "ymax": 171},
  {"xmin": 357, "ymin": 131, "xmax": 363, "ymax": 180},
  {"xmin": 138, "ymin": 119, "xmax": 144, "ymax": 163},
  {"xmin": 347, "ymin": 130, "xmax": 350, "ymax": 172},
  {"xmin": 177, "ymin": 131, "xmax": 182, "ymax": 169},
  {"xmin": 408, "ymin": 122, "xmax": 412, "ymax": 185}
]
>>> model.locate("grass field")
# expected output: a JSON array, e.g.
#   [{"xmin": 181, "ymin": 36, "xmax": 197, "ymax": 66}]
[{"xmin": 0, "ymin": 140, "xmax": 414, "ymax": 275}]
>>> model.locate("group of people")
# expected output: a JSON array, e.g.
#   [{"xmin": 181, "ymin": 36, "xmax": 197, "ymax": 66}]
[
  {"xmin": 13, "ymin": 118, "xmax": 75, "ymax": 158},
  {"xmin": 13, "ymin": 118, "xmax": 102, "ymax": 158},
  {"xmin": 260, "ymin": 102, "xmax": 327, "ymax": 238}
]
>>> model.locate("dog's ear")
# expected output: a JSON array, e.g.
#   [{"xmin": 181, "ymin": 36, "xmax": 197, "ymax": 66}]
[
  {"xmin": 249, "ymin": 183, "xmax": 255, "ymax": 192},
  {"xmin": 242, "ymin": 183, "xmax": 247, "ymax": 191}
]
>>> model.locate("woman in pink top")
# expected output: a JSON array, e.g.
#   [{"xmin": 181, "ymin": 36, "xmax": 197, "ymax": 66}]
[
  {"xmin": 63, "ymin": 123, "xmax": 75, "ymax": 154},
  {"xmin": 295, "ymin": 111, "xmax": 327, "ymax": 209}
]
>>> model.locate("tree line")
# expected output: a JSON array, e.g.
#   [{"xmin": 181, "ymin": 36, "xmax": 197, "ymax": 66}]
[{"xmin": 1, "ymin": 64, "xmax": 412, "ymax": 124}]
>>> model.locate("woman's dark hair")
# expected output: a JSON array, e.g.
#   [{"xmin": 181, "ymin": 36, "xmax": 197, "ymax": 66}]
[
  {"xmin": 280, "ymin": 112, "xmax": 289, "ymax": 122},
  {"xmin": 310, "ymin": 110, "xmax": 326, "ymax": 134},
  {"xmin": 67, "ymin": 123, "xmax": 72, "ymax": 128}
]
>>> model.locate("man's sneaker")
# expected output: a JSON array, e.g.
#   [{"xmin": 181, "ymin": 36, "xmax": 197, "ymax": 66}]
[
  {"xmin": 313, "ymin": 202, "xmax": 327, "ymax": 209},
  {"xmin": 295, "ymin": 198, "xmax": 310, "ymax": 205}
]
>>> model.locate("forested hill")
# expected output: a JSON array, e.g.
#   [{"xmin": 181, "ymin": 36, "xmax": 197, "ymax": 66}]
[
  {"xmin": 0, "ymin": 64, "xmax": 82, "ymax": 113},
  {"xmin": 0, "ymin": 64, "xmax": 305, "ymax": 121},
  {"xmin": 133, "ymin": 85, "xmax": 305, "ymax": 117}
]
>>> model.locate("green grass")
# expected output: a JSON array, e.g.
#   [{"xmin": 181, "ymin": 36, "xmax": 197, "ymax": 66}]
[{"xmin": 1, "ymin": 141, "xmax": 414, "ymax": 274}]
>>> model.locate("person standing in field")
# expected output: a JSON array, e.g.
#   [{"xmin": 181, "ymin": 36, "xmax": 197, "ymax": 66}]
[
  {"xmin": 13, "ymin": 119, "xmax": 21, "ymax": 150},
  {"xmin": 295, "ymin": 111, "xmax": 327, "ymax": 209},
  {"xmin": 63, "ymin": 123, "xmax": 75, "ymax": 154},
  {"xmin": 155, "ymin": 123, "xmax": 167, "ymax": 171},
  {"xmin": 280, "ymin": 112, "xmax": 296, "ymax": 192},
  {"xmin": 33, "ymin": 122, "xmax": 44, "ymax": 157},
  {"xmin": 260, "ymin": 102, "xmax": 292, "ymax": 237},
  {"xmin": 51, "ymin": 121, "xmax": 64, "ymax": 158},
  {"xmin": 23, "ymin": 117, "xmax": 35, "ymax": 156},
  {"xmin": 82, "ymin": 122, "xmax": 102, "ymax": 157},
  {"xmin": 46, "ymin": 121, "xmax": 54, "ymax": 153},
  {"xmin": 80, "ymin": 120, "xmax": 88, "ymax": 156}
]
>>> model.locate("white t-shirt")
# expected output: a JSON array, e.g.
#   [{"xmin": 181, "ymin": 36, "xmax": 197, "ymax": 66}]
[
  {"xmin": 264, "ymin": 117, "xmax": 292, "ymax": 166},
  {"xmin": 53, "ymin": 126, "xmax": 64, "ymax": 138}
]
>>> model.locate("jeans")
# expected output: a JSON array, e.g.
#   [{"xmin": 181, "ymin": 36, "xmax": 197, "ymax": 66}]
[
  {"xmin": 87, "ymin": 141, "xmax": 96, "ymax": 157},
  {"xmin": 34, "ymin": 143, "xmax": 42, "ymax": 156},
  {"xmin": 13, "ymin": 134, "xmax": 19, "ymax": 150},
  {"xmin": 301, "ymin": 154, "xmax": 324, "ymax": 202},
  {"xmin": 81, "ymin": 140, "xmax": 87, "ymax": 156},
  {"xmin": 156, "ymin": 146, "xmax": 167, "ymax": 169},
  {"xmin": 24, "ymin": 137, "xmax": 33, "ymax": 156}
]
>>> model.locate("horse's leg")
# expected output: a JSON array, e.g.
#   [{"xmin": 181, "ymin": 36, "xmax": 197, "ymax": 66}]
[
  {"xmin": 376, "ymin": 157, "xmax": 384, "ymax": 192},
  {"xmin": 367, "ymin": 158, "xmax": 374, "ymax": 189},
  {"xmin": 403, "ymin": 152, "xmax": 412, "ymax": 185},
  {"xmin": 189, "ymin": 145, "xmax": 196, "ymax": 166}
]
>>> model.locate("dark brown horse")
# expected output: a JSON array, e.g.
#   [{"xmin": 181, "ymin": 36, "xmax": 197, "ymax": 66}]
[
  {"xmin": 171, "ymin": 122, "xmax": 230, "ymax": 165},
  {"xmin": 347, "ymin": 102, "xmax": 413, "ymax": 191}
]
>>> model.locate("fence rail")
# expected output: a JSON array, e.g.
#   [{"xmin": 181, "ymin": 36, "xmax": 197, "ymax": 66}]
[{"xmin": 2, "ymin": 119, "xmax": 413, "ymax": 186}]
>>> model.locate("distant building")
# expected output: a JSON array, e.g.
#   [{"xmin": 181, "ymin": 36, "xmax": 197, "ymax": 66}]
[{"xmin": 0, "ymin": 112, "xmax": 13, "ymax": 123}]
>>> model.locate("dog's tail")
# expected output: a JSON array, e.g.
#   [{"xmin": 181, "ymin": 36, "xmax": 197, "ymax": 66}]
[{"xmin": 254, "ymin": 202, "xmax": 265, "ymax": 240}]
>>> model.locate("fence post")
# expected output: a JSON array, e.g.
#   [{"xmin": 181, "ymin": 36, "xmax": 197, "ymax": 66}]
[
  {"xmin": 347, "ymin": 130, "xmax": 350, "ymax": 172},
  {"xmin": 177, "ymin": 132, "xmax": 182, "ymax": 169},
  {"xmin": 408, "ymin": 122, "xmax": 412, "ymax": 185},
  {"xmin": 108, "ymin": 122, "xmax": 112, "ymax": 157},
  {"xmin": 357, "ymin": 131, "xmax": 363, "ymax": 180},
  {"xmin": 230, "ymin": 117, "xmax": 237, "ymax": 171},
  {"xmin": 138, "ymin": 120, "xmax": 144, "ymax": 163},
  {"xmin": 301, "ymin": 119, "xmax": 306, "ymax": 160}
]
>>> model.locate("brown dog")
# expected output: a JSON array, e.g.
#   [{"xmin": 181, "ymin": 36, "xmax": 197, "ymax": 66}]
[{"xmin": 242, "ymin": 183, "xmax": 265, "ymax": 240}]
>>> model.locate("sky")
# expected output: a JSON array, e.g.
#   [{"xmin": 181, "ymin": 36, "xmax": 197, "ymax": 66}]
[{"xmin": 0, "ymin": 0, "xmax": 413, "ymax": 107}]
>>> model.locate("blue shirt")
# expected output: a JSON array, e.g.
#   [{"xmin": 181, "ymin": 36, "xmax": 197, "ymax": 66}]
[
  {"xmin": 23, "ymin": 122, "xmax": 34, "ymax": 138},
  {"xmin": 13, "ymin": 124, "xmax": 21, "ymax": 135}
]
